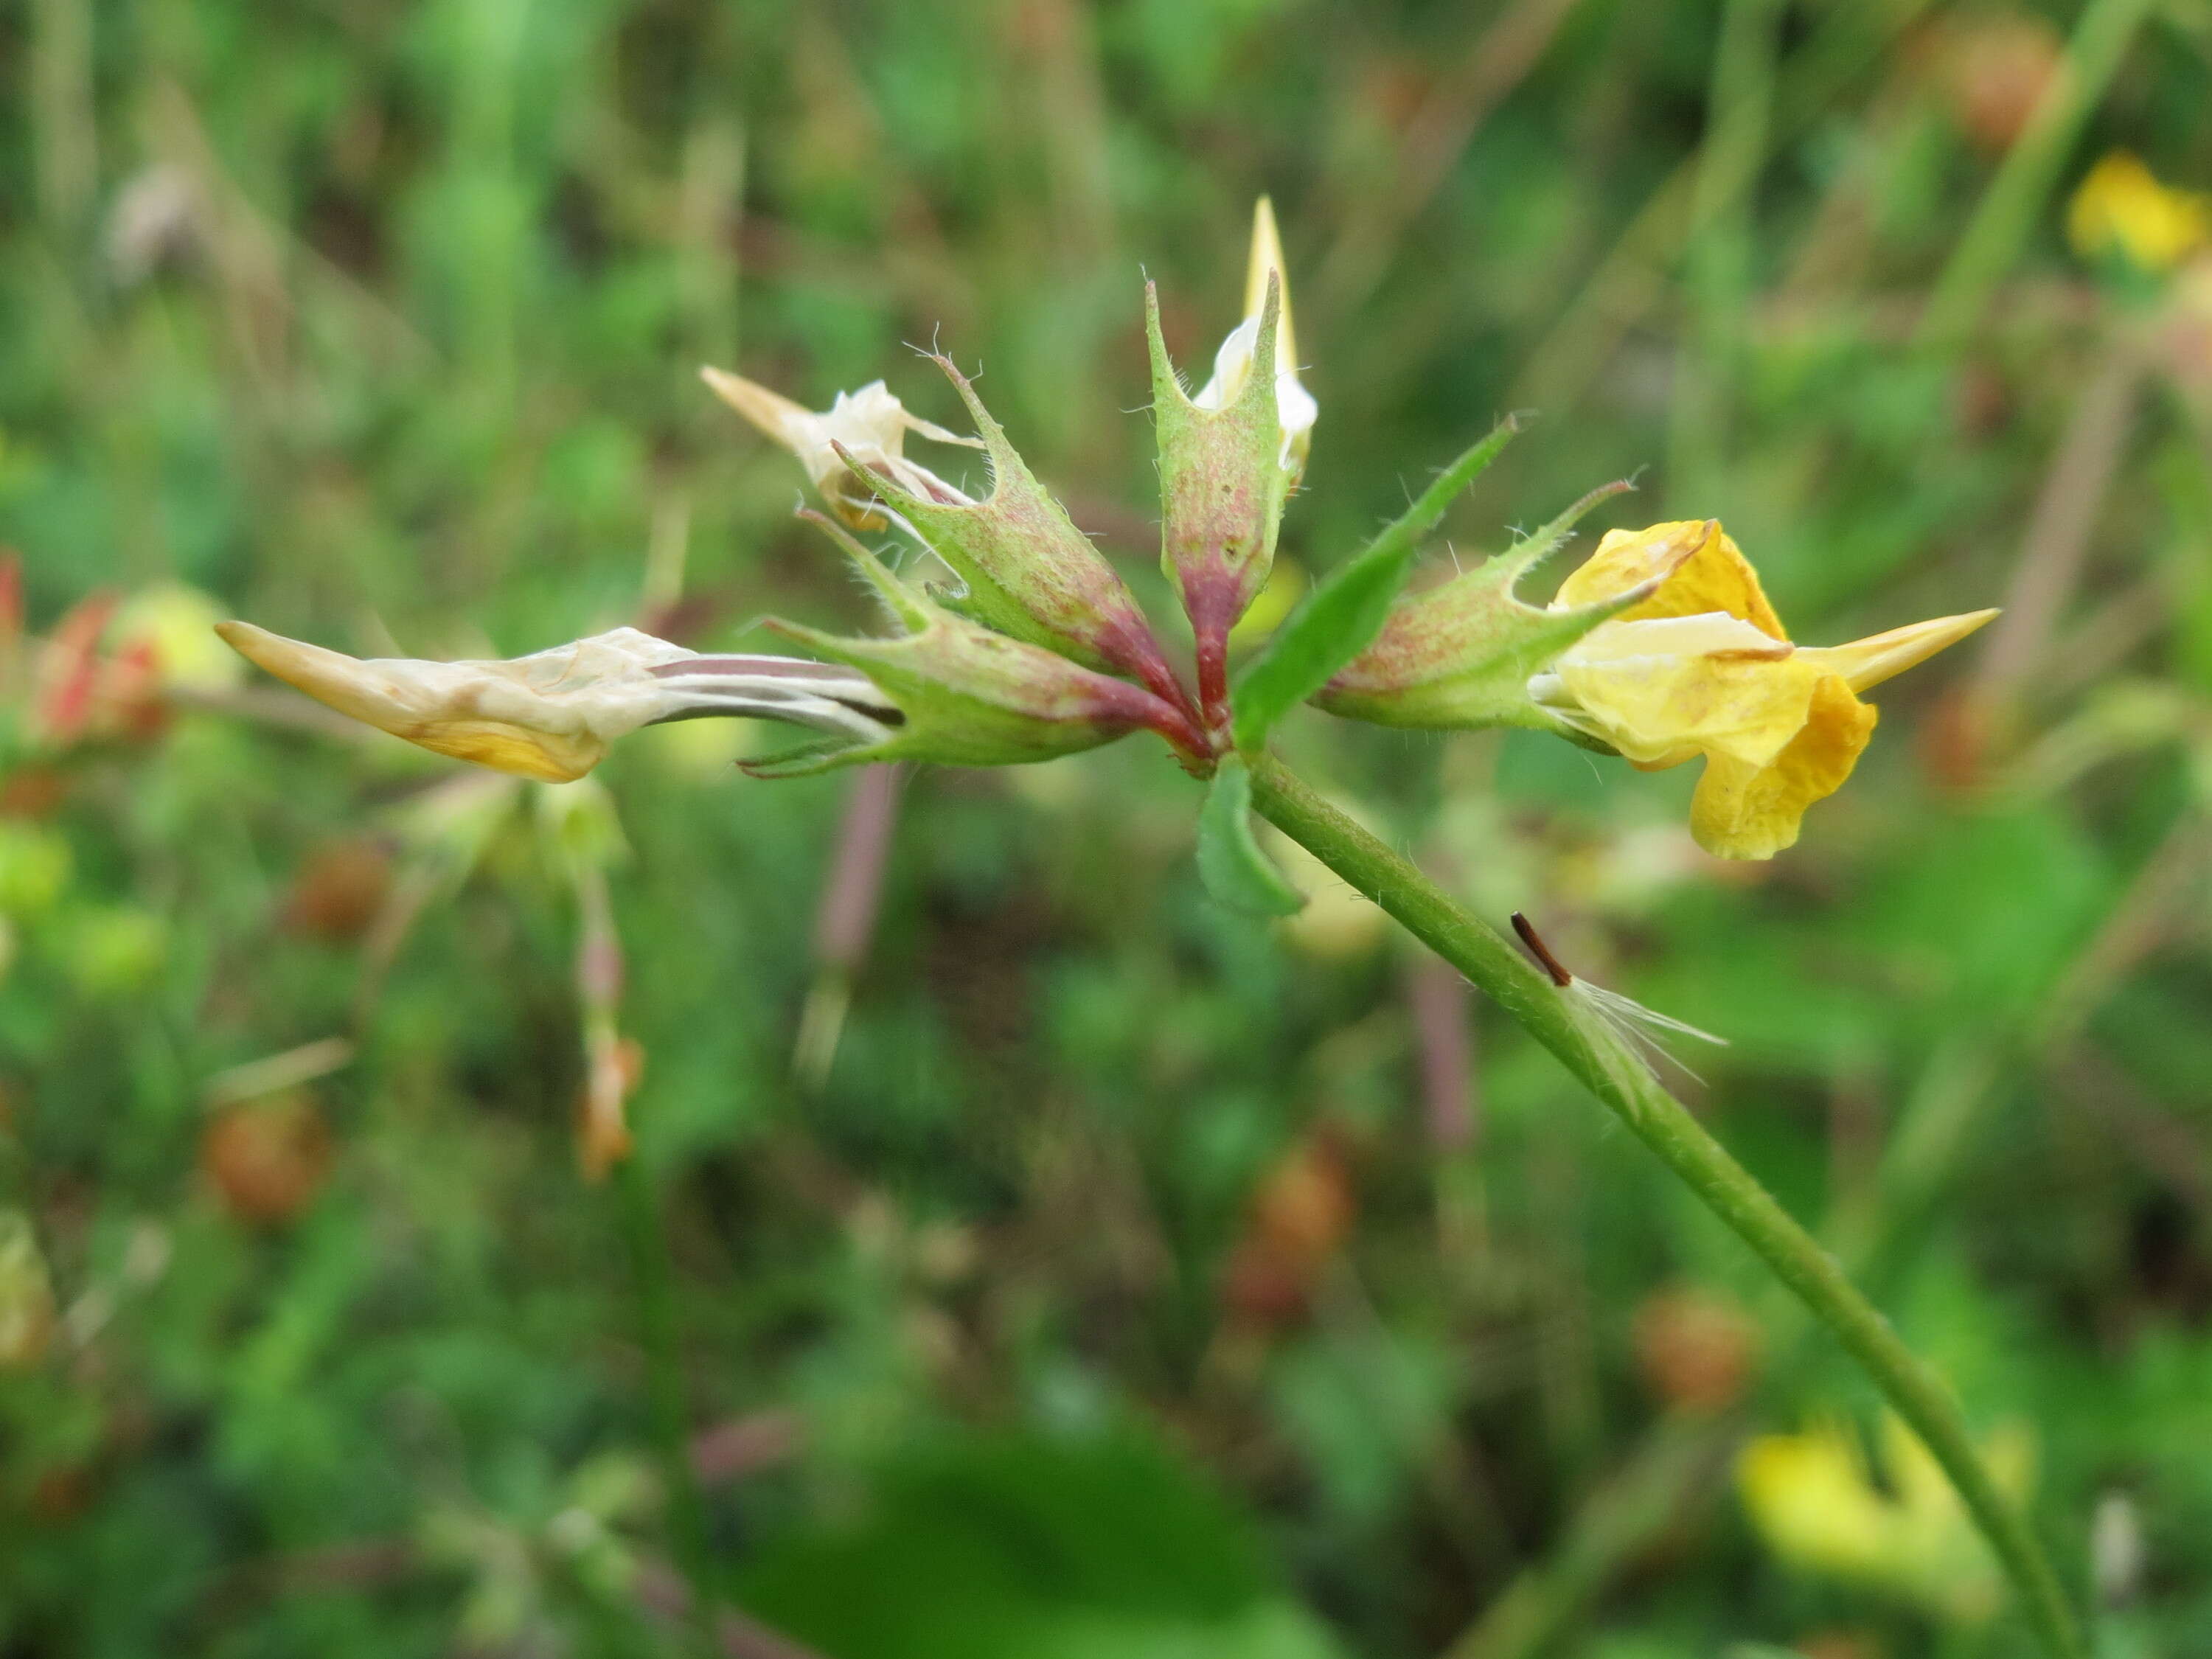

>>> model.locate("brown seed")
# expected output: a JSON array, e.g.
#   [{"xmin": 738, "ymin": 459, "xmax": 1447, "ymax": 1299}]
[
  {"xmin": 1942, "ymin": 16, "xmax": 2063, "ymax": 156},
  {"xmin": 281, "ymin": 838, "xmax": 394, "ymax": 941},
  {"xmin": 201, "ymin": 1092, "xmax": 335, "ymax": 1225},
  {"xmin": 0, "ymin": 766, "xmax": 71, "ymax": 821},
  {"xmin": 1918, "ymin": 685, "xmax": 1996, "ymax": 795},
  {"xmin": 1632, "ymin": 1284, "xmax": 1761, "ymax": 1414},
  {"xmin": 1220, "ymin": 1130, "xmax": 1357, "ymax": 1332},
  {"xmin": 575, "ymin": 1036, "xmax": 644, "ymax": 1183},
  {"xmin": 1794, "ymin": 1631, "xmax": 1885, "ymax": 1659}
]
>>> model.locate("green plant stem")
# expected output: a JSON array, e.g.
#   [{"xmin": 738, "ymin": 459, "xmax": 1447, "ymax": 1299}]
[
  {"xmin": 1245, "ymin": 751, "xmax": 2087, "ymax": 1659},
  {"xmin": 616, "ymin": 1158, "xmax": 720, "ymax": 1659}
]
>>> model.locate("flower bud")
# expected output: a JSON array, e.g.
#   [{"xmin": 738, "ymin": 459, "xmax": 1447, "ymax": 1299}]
[
  {"xmin": 752, "ymin": 512, "xmax": 1186, "ymax": 776},
  {"xmin": 1192, "ymin": 198, "xmax": 1315, "ymax": 479},
  {"xmin": 1149, "ymin": 276, "xmax": 1293, "ymax": 686},
  {"xmin": 216, "ymin": 622, "xmax": 904, "ymax": 782},
  {"xmin": 823, "ymin": 355, "xmax": 1182, "ymax": 698},
  {"xmin": 1148, "ymin": 200, "xmax": 1312, "ymax": 680}
]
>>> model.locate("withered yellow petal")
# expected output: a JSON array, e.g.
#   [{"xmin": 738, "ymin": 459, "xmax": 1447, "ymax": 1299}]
[
  {"xmin": 1557, "ymin": 520, "xmax": 1787, "ymax": 641},
  {"xmin": 698, "ymin": 366, "xmax": 813, "ymax": 450},
  {"xmin": 1795, "ymin": 608, "xmax": 1997, "ymax": 694},
  {"xmin": 1689, "ymin": 673, "xmax": 1877, "ymax": 860},
  {"xmin": 218, "ymin": 621, "xmax": 652, "ymax": 782},
  {"xmin": 699, "ymin": 370, "xmax": 977, "ymax": 530}
]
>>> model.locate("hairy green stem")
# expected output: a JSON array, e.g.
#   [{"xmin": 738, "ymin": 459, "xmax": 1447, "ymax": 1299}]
[
  {"xmin": 616, "ymin": 1158, "xmax": 721, "ymax": 1658},
  {"xmin": 1245, "ymin": 752, "xmax": 2087, "ymax": 1659}
]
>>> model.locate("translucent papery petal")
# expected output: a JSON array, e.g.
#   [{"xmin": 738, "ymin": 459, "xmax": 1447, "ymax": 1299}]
[
  {"xmin": 1191, "ymin": 199, "xmax": 1315, "ymax": 476},
  {"xmin": 702, "ymin": 369, "xmax": 978, "ymax": 529},
  {"xmin": 1688, "ymin": 672, "xmax": 1877, "ymax": 859},
  {"xmin": 218, "ymin": 623, "xmax": 897, "ymax": 783},
  {"xmin": 1560, "ymin": 611, "xmax": 1789, "ymax": 665},
  {"xmin": 1555, "ymin": 616, "xmax": 1815, "ymax": 768},
  {"xmin": 1555, "ymin": 520, "xmax": 1787, "ymax": 639},
  {"xmin": 1192, "ymin": 319, "xmax": 1315, "ymax": 474},
  {"xmin": 1795, "ymin": 608, "xmax": 1999, "ymax": 693}
]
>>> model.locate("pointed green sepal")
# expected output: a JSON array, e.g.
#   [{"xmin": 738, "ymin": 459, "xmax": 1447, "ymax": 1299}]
[
  {"xmin": 1150, "ymin": 277, "xmax": 1293, "ymax": 649},
  {"xmin": 1313, "ymin": 480, "xmax": 1658, "ymax": 731},
  {"xmin": 1227, "ymin": 417, "xmax": 1535, "ymax": 751},
  {"xmin": 830, "ymin": 358, "xmax": 1176, "ymax": 694},
  {"xmin": 754, "ymin": 512, "xmax": 1177, "ymax": 773}
]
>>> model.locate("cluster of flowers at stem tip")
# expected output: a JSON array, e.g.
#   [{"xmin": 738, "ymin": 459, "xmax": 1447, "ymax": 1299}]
[{"xmin": 215, "ymin": 201, "xmax": 1996, "ymax": 860}]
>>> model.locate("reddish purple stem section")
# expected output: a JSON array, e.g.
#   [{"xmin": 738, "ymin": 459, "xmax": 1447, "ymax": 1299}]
[
  {"xmin": 1407, "ymin": 953, "xmax": 1478, "ymax": 1152},
  {"xmin": 815, "ymin": 764, "xmax": 904, "ymax": 973}
]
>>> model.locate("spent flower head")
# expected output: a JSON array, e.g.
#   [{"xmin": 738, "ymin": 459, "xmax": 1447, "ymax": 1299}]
[
  {"xmin": 215, "ymin": 622, "xmax": 900, "ymax": 782},
  {"xmin": 700, "ymin": 370, "xmax": 982, "ymax": 530}
]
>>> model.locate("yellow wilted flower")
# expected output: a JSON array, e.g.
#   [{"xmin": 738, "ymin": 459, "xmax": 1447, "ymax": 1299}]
[
  {"xmin": 1739, "ymin": 1412, "xmax": 2035, "ymax": 1625},
  {"xmin": 216, "ymin": 623, "xmax": 901, "ymax": 783},
  {"xmin": 2067, "ymin": 152, "xmax": 2211, "ymax": 275},
  {"xmin": 1532, "ymin": 521, "xmax": 1996, "ymax": 860}
]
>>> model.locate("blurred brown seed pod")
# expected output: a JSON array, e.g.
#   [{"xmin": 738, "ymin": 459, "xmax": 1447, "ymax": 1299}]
[
  {"xmin": 1220, "ymin": 1129, "xmax": 1356, "ymax": 1333},
  {"xmin": 1939, "ymin": 15, "xmax": 2062, "ymax": 156},
  {"xmin": 280, "ymin": 837, "xmax": 394, "ymax": 942},
  {"xmin": 1631, "ymin": 1283, "xmax": 1761, "ymax": 1414},
  {"xmin": 201, "ymin": 1091, "xmax": 335, "ymax": 1225}
]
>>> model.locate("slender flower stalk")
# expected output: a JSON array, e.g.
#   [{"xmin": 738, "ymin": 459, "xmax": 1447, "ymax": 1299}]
[{"xmin": 1242, "ymin": 751, "xmax": 2087, "ymax": 1659}]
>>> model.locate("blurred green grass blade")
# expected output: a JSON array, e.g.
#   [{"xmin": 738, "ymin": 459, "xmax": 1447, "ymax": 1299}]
[
  {"xmin": 1197, "ymin": 757, "xmax": 1304, "ymax": 917},
  {"xmin": 1228, "ymin": 417, "xmax": 1522, "ymax": 751},
  {"xmin": 1913, "ymin": 0, "xmax": 2157, "ymax": 351}
]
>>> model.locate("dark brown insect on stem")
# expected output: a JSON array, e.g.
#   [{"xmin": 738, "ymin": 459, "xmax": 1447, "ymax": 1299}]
[{"xmin": 1510, "ymin": 911, "xmax": 1573, "ymax": 988}]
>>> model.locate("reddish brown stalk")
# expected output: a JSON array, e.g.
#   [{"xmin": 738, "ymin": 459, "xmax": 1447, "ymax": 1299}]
[
  {"xmin": 1509, "ymin": 911, "xmax": 1573, "ymax": 988},
  {"xmin": 1407, "ymin": 953, "xmax": 1479, "ymax": 1152}
]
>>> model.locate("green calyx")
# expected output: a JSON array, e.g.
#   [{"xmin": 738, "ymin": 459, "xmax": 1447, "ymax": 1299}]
[
  {"xmin": 1313, "ymin": 480, "xmax": 1647, "ymax": 733},
  {"xmin": 833, "ymin": 358, "xmax": 1171, "ymax": 689},
  {"xmin": 749, "ymin": 513, "xmax": 1173, "ymax": 777},
  {"xmin": 1147, "ymin": 276, "xmax": 1293, "ymax": 642}
]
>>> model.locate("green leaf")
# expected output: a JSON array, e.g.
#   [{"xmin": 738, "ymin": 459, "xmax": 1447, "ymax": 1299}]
[
  {"xmin": 1228, "ymin": 416, "xmax": 1523, "ymax": 752},
  {"xmin": 1196, "ymin": 757, "xmax": 1304, "ymax": 917},
  {"xmin": 1228, "ymin": 540, "xmax": 1416, "ymax": 753},
  {"xmin": 737, "ymin": 1426, "xmax": 1349, "ymax": 1659}
]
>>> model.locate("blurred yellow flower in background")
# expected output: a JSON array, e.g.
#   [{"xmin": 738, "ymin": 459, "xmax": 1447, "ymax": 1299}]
[
  {"xmin": 2067, "ymin": 151, "xmax": 2211, "ymax": 274},
  {"xmin": 1739, "ymin": 1412, "xmax": 2035, "ymax": 1625}
]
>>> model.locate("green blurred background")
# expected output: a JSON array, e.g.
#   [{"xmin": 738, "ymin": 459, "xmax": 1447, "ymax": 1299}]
[{"xmin": 4, "ymin": 0, "xmax": 2212, "ymax": 1655}]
